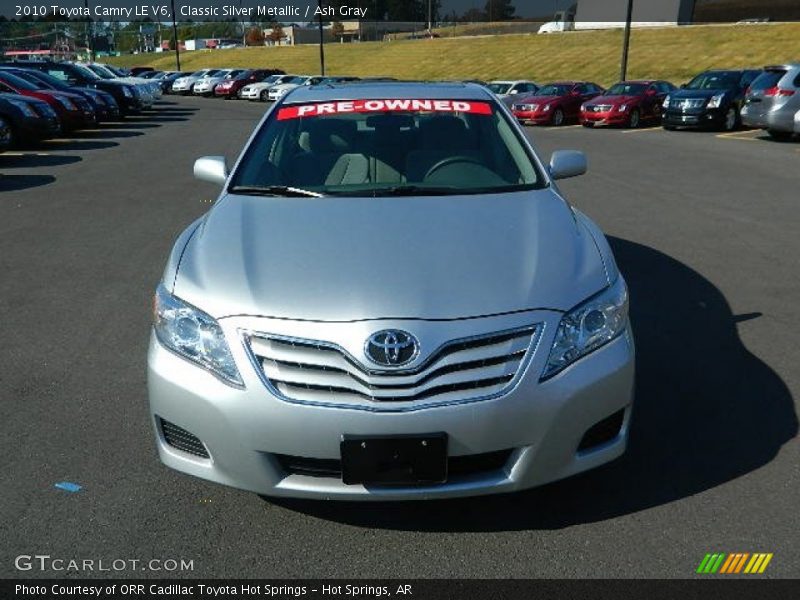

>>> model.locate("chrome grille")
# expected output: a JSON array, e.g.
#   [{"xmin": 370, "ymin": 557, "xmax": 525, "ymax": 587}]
[
  {"xmin": 513, "ymin": 103, "xmax": 538, "ymax": 112},
  {"xmin": 677, "ymin": 98, "xmax": 707, "ymax": 110},
  {"xmin": 593, "ymin": 104, "xmax": 613, "ymax": 112},
  {"xmin": 246, "ymin": 326, "xmax": 539, "ymax": 407}
]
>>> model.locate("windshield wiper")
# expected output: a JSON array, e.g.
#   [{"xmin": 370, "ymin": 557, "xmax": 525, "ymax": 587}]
[
  {"xmin": 228, "ymin": 185, "xmax": 325, "ymax": 198},
  {"xmin": 365, "ymin": 185, "xmax": 462, "ymax": 197}
]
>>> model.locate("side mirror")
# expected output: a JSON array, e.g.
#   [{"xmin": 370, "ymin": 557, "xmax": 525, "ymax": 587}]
[
  {"xmin": 549, "ymin": 150, "xmax": 587, "ymax": 180},
  {"xmin": 193, "ymin": 156, "xmax": 228, "ymax": 186}
]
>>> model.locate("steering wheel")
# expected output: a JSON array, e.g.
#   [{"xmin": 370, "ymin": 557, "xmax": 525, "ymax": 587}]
[{"xmin": 423, "ymin": 156, "xmax": 485, "ymax": 181}]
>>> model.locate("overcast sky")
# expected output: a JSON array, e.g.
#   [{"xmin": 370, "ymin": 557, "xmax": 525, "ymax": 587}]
[{"xmin": 440, "ymin": 0, "xmax": 573, "ymax": 19}]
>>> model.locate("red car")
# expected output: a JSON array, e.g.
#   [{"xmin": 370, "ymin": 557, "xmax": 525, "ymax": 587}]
[
  {"xmin": 0, "ymin": 70, "xmax": 95, "ymax": 131},
  {"xmin": 581, "ymin": 80, "xmax": 676, "ymax": 128},
  {"xmin": 511, "ymin": 81, "xmax": 604, "ymax": 126},
  {"xmin": 215, "ymin": 69, "xmax": 285, "ymax": 99}
]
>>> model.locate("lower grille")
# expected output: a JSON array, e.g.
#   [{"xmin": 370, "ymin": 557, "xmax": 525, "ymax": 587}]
[
  {"xmin": 275, "ymin": 449, "xmax": 513, "ymax": 481},
  {"xmin": 578, "ymin": 409, "xmax": 625, "ymax": 451},
  {"xmin": 159, "ymin": 418, "xmax": 210, "ymax": 458}
]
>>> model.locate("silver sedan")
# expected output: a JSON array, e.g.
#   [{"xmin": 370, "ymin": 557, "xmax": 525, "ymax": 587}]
[{"xmin": 148, "ymin": 83, "xmax": 635, "ymax": 500}]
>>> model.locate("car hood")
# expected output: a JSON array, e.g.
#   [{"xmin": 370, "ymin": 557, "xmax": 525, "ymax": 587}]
[
  {"xmin": 591, "ymin": 94, "xmax": 641, "ymax": 104},
  {"xmin": 522, "ymin": 95, "xmax": 562, "ymax": 105},
  {"xmin": 172, "ymin": 190, "xmax": 609, "ymax": 321}
]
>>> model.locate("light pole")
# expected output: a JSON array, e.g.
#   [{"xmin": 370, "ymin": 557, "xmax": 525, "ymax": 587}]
[
  {"xmin": 620, "ymin": 0, "xmax": 634, "ymax": 81},
  {"xmin": 317, "ymin": 0, "xmax": 325, "ymax": 75},
  {"xmin": 170, "ymin": 0, "xmax": 181, "ymax": 70},
  {"xmin": 427, "ymin": 0, "xmax": 432, "ymax": 36}
]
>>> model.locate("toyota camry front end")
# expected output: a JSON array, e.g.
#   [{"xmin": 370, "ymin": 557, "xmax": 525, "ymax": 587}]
[{"xmin": 147, "ymin": 82, "xmax": 635, "ymax": 500}]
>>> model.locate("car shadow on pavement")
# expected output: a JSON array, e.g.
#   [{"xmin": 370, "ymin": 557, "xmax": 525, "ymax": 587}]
[
  {"xmin": 41, "ymin": 139, "xmax": 118, "ymax": 151},
  {"xmin": 271, "ymin": 237, "xmax": 797, "ymax": 531},
  {"xmin": 0, "ymin": 154, "xmax": 81, "ymax": 168},
  {"xmin": 74, "ymin": 129, "xmax": 144, "ymax": 139},
  {"xmin": 0, "ymin": 174, "xmax": 56, "ymax": 192}
]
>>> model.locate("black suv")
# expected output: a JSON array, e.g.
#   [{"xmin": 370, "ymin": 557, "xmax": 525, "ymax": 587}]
[
  {"xmin": 662, "ymin": 69, "xmax": 761, "ymax": 131},
  {"xmin": 0, "ymin": 60, "xmax": 144, "ymax": 116}
]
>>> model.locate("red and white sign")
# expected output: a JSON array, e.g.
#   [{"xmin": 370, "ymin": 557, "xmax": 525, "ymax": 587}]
[{"xmin": 276, "ymin": 99, "xmax": 493, "ymax": 120}]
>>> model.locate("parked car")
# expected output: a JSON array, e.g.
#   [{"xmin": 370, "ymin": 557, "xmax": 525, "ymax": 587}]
[
  {"xmin": 741, "ymin": 64, "xmax": 800, "ymax": 140},
  {"xmin": 512, "ymin": 82, "xmax": 604, "ymax": 126},
  {"xmin": 240, "ymin": 74, "xmax": 298, "ymax": 101},
  {"xmin": 160, "ymin": 71, "xmax": 188, "ymax": 94},
  {"xmin": 662, "ymin": 69, "xmax": 761, "ymax": 131},
  {"xmin": 267, "ymin": 76, "xmax": 311, "ymax": 102},
  {"xmin": 2, "ymin": 67, "xmax": 120, "ymax": 122},
  {"xmin": 214, "ymin": 69, "xmax": 285, "ymax": 99},
  {"xmin": 171, "ymin": 69, "xmax": 222, "ymax": 95},
  {"xmin": 0, "ymin": 92, "xmax": 60, "ymax": 149},
  {"xmin": 0, "ymin": 70, "xmax": 96, "ymax": 131},
  {"xmin": 130, "ymin": 66, "xmax": 155, "ymax": 76},
  {"xmin": 581, "ymin": 80, "xmax": 676, "ymax": 128},
  {"xmin": 0, "ymin": 60, "xmax": 145, "ymax": 116},
  {"xmin": 79, "ymin": 62, "xmax": 160, "ymax": 105},
  {"xmin": 487, "ymin": 80, "xmax": 540, "ymax": 108},
  {"xmin": 538, "ymin": 20, "xmax": 575, "ymax": 34},
  {"xmin": 149, "ymin": 82, "xmax": 634, "ymax": 501},
  {"xmin": 193, "ymin": 69, "xmax": 247, "ymax": 96}
]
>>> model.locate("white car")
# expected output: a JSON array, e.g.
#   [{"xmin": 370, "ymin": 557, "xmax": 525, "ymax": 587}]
[
  {"xmin": 267, "ymin": 76, "xmax": 311, "ymax": 102},
  {"xmin": 240, "ymin": 75, "xmax": 297, "ymax": 102},
  {"xmin": 487, "ymin": 81, "xmax": 540, "ymax": 107},
  {"xmin": 538, "ymin": 21, "xmax": 575, "ymax": 34},
  {"xmin": 172, "ymin": 69, "xmax": 222, "ymax": 95},
  {"xmin": 193, "ymin": 69, "xmax": 246, "ymax": 96}
]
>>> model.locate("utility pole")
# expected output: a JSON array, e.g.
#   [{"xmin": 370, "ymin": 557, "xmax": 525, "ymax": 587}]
[
  {"xmin": 83, "ymin": 0, "xmax": 93, "ymax": 61},
  {"xmin": 170, "ymin": 0, "xmax": 181, "ymax": 70},
  {"xmin": 427, "ymin": 0, "xmax": 432, "ymax": 36},
  {"xmin": 317, "ymin": 0, "xmax": 325, "ymax": 75},
  {"xmin": 620, "ymin": 0, "xmax": 634, "ymax": 81}
]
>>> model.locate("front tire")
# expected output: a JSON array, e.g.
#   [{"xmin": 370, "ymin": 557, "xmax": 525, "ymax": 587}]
[
  {"xmin": 628, "ymin": 108, "xmax": 641, "ymax": 129},
  {"xmin": 722, "ymin": 107, "xmax": 738, "ymax": 132},
  {"xmin": 552, "ymin": 108, "xmax": 565, "ymax": 126},
  {"xmin": 260, "ymin": 90, "xmax": 269, "ymax": 102},
  {"xmin": 0, "ymin": 116, "xmax": 13, "ymax": 151}
]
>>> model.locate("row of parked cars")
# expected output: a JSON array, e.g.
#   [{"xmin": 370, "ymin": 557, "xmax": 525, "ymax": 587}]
[
  {"xmin": 0, "ymin": 60, "xmax": 164, "ymax": 151},
  {"xmin": 494, "ymin": 65, "xmax": 800, "ymax": 139}
]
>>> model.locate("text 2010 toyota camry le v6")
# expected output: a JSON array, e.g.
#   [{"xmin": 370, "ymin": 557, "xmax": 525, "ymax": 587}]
[{"xmin": 148, "ymin": 82, "xmax": 635, "ymax": 500}]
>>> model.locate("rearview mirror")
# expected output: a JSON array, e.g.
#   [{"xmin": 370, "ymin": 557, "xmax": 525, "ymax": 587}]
[
  {"xmin": 549, "ymin": 150, "xmax": 587, "ymax": 180},
  {"xmin": 193, "ymin": 156, "xmax": 228, "ymax": 186}
]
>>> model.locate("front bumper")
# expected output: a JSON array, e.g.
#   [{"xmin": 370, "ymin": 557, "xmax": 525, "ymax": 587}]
[
  {"xmin": 662, "ymin": 107, "xmax": 726, "ymax": 129},
  {"xmin": 513, "ymin": 111, "xmax": 552, "ymax": 125},
  {"xmin": 148, "ymin": 311, "xmax": 635, "ymax": 500},
  {"xmin": 581, "ymin": 110, "xmax": 629, "ymax": 126},
  {"xmin": 17, "ymin": 115, "xmax": 61, "ymax": 142}
]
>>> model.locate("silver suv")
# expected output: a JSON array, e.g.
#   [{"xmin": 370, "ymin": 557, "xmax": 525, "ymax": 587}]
[{"xmin": 742, "ymin": 64, "xmax": 800, "ymax": 140}]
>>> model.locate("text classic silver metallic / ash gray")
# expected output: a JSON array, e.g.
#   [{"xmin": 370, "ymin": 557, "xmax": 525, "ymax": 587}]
[{"xmin": 147, "ymin": 82, "xmax": 635, "ymax": 500}]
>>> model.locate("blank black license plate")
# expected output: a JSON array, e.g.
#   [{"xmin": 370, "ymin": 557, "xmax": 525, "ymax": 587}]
[{"xmin": 340, "ymin": 434, "xmax": 447, "ymax": 485}]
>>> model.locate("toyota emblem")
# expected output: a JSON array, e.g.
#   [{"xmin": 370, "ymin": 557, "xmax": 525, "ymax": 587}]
[{"xmin": 364, "ymin": 330, "xmax": 419, "ymax": 367}]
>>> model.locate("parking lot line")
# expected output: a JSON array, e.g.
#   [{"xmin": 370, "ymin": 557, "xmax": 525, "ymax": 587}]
[
  {"xmin": 537, "ymin": 125, "xmax": 583, "ymax": 131},
  {"xmin": 623, "ymin": 127, "xmax": 663, "ymax": 134},
  {"xmin": 716, "ymin": 130, "xmax": 763, "ymax": 141},
  {"xmin": 1, "ymin": 152, "xmax": 51, "ymax": 156}
]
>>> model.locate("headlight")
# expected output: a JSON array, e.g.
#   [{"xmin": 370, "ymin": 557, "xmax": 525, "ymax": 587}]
[
  {"xmin": 617, "ymin": 104, "xmax": 628, "ymax": 112},
  {"xmin": 89, "ymin": 92, "xmax": 105, "ymax": 105},
  {"xmin": 55, "ymin": 96, "xmax": 76, "ymax": 110},
  {"xmin": 543, "ymin": 104, "xmax": 551, "ymax": 112},
  {"xmin": 663, "ymin": 95, "xmax": 671, "ymax": 108},
  {"xmin": 153, "ymin": 284, "xmax": 243, "ymax": 387},
  {"xmin": 581, "ymin": 104, "xmax": 586, "ymax": 111},
  {"xmin": 122, "ymin": 86, "xmax": 133, "ymax": 97},
  {"xmin": 707, "ymin": 93, "xmax": 725, "ymax": 108},
  {"xmin": 542, "ymin": 276, "xmax": 629, "ymax": 380},
  {"xmin": 8, "ymin": 98, "xmax": 37, "ymax": 117}
]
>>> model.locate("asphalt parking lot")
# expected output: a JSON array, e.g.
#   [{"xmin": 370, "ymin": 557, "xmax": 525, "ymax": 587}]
[{"xmin": 1, "ymin": 96, "xmax": 797, "ymax": 579}]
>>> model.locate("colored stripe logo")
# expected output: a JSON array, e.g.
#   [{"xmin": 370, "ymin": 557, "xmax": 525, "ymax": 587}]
[{"xmin": 697, "ymin": 553, "xmax": 773, "ymax": 574}]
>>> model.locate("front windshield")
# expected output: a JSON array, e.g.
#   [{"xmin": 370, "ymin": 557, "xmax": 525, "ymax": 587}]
[
  {"xmin": 86, "ymin": 65, "xmax": 114, "ymax": 79},
  {"xmin": 605, "ymin": 83, "xmax": 647, "ymax": 96},
  {"xmin": 535, "ymin": 84, "xmax": 572, "ymax": 96},
  {"xmin": 69, "ymin": 64, "xmax": 100, "ymax": 80},
  {"xmin": 204, "ymin": 70, "xmax": 221, "ymax": 78},
  {"xmin": 226, "ymin": 70, "xmax": 245, "ymax": 79},
  {"xmin": 487, "ymin": 83, "xmax": 513, "ymax": 94},
  {"xmin": 229, "ymin": 98, "xmax": 543, "ymax": 196},
  {"xmin": 0, "ymin": 71, "xmax": 39, "ymax": 91},
  {"xmin": 686, "ymin": 71, "xmax": 740, "ymax": 90}
]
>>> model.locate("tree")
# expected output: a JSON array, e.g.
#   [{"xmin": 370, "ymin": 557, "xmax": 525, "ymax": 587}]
[
  {"xmin": 245, "ymin": 26, "xmax": 265, "ymax": 46},
  {"xmin": 484, "ymin": 0, "xmax": 515, "ymax": 21},
  {"xmin": 461, "ymin": 7, "xmax": 487, "ymax": 22},
  {"xmin": 266, "ymin": 21, "xmax": 284, "ymax": 45},
  {"xmin": 331, "ymin": 21, "xmax": 344, "ymax": 41}
]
